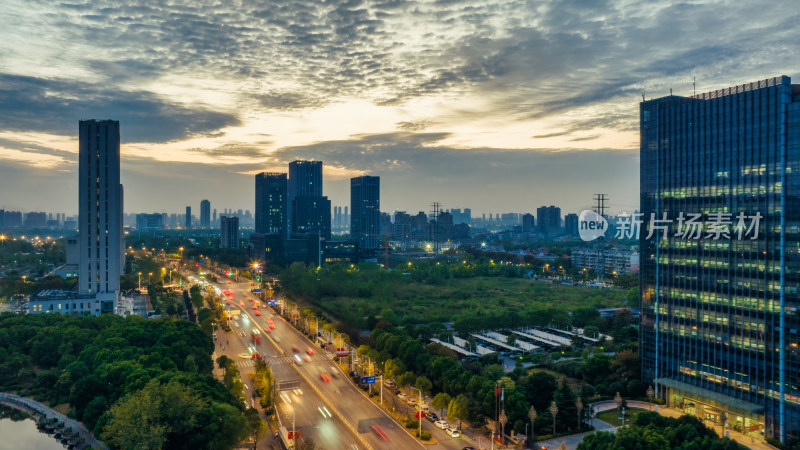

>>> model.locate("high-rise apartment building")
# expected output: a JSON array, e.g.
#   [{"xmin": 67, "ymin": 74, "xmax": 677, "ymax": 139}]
[
  {"xmin": 288, "ymin": 160, "xmax": 330, "ymax": 239},
  {"xmin": 640, "ymin": 76, "xmax": 800, "ymax": 444},
  {"xmin": 78, "ymin": 120, "xmax": 123, "ymax": 313},
  {"xmin": 521, "ymin": 213, "xmax": 535, "ymax": 232},
  {"xmin": 220, "ymin": 216, "xmax": 239, "ymax": 248},
  {"xmin": 564, "ymin": 213, "xmax": 579, "ymax": 237},
  {"xmin": 536, "ymin": 205, "xmax": 561, "ymax": 236},
  {"xmin": 200, "ymin": 199, "xmax": 210, "ymax": 229},
  {"xmin": 255, "ymin": 172, "xmax": 288, "ymax": 237},
  {"xmin": 185, "ymin": 206, "xmax": 192, "ymax": 229},
  {"xmin": 350, "ymin": 176, "xmax": 380, "ymax": 249}
]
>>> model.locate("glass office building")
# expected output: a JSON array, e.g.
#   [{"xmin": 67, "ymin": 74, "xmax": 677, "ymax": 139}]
[{"xmin": 640, "ymin": 76, "xmax": 800, "ymax": 444}]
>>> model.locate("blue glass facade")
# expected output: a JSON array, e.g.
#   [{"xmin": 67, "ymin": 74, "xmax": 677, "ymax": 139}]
[
  {"xmin": 350, "ymin": 176, "xmax": 381, "ymax": 249},
  {"xmin": 640, "ymin": 76, "xmax": 800, "ymax": 443}
]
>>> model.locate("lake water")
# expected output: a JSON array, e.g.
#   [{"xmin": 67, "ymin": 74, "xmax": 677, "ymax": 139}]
[{"xmin": 0, "ymin": 417, "xmax": 65, "ymax": 450}]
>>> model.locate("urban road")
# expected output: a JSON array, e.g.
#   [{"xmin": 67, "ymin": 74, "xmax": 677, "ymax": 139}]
[{"xmin": 215, "ymin": 278, "xmax": 448, "ymax": 450}]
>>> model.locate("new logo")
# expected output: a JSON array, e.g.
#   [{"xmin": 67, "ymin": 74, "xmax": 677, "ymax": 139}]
[{"xmin": 578, "ymin": 210, "xmax": 608, "ymax": 241}]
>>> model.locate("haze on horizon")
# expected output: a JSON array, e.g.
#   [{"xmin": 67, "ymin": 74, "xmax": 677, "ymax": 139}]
[{"xmin": 1, "ymin": 0, "xmax": 799, "ymax": 216}]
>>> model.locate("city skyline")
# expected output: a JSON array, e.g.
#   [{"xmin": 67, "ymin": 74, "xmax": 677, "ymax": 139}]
[{"xmin": 3, "ymin": 1, "xmax": 800, "ymax": 214}]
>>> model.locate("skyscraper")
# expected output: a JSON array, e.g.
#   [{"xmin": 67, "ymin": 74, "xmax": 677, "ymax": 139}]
[
  {"xmin": 78, "ymin": 120, "xmax": 123, "ymax": 312},
  {"xmin": 220, "ymin": 216, "xmax": 239, "ymax": 248},
  {"xmin": 200, "ymin": 199, "xmax": 210, "ymax": 229},
  {"xmin": 185, "ymin": 206, "xmax": 192, "ymax": 229},
  {"xmin": 255, "ymin": 172, "xmax": 288, "ymax": 237},
  {"xmin": 351, "ymin": 176, "xmax": 380, "ymax": 249},
  {"xmin": 288, "ymin": 160, "xmax": 330, "ymax": 239},
  {"xmin": 536, "ymin": 205, "xmax": 561, "ymax": 236},
  {"xmin": 640, "ymin": 76, "xmax": 800, "ymax": 444}
]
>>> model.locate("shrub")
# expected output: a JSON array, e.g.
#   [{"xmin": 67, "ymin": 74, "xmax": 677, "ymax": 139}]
[
  {"xmin": 417, "ymin": 430, "xmax": 431, "ymax": 440},
  {"xmin": 405, "ymin": 419, "xmax": 418, "ymax": 428}
]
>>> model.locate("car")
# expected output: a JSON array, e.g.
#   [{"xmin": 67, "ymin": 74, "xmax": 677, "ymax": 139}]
[
  {"xmin": 303, "ymin": 354, "xmax": 312, "ymax": 362},
  {"xmin": 445, "ymin": 428, "xmax": 460, "ymax": 438},
  {"xmin": 239, "ymin": 301, "xmax": 244, "ymax": 306},
  {"xmin": 434, "ymin": 420, "xmax": 449, "ymax": 429},
  {"xmin": 212, "ymin": 333, "xmax": 217, "ymax": 340},
  {"xmin": 248, "ymin": 298, "xmax": 253, "ymax": 302},
  {"xmin": 407, "ymin": 398, "xmax": 417, "ymax": 406},
  {"xmin": 294, "ymin": 354, "xmax": 302, "ymax": 364},
  {"xmin": 306, "ymin": 347, "xmax": 315, "ymax": 355},
  {"xmin": 252, "ymin": 305, "xmax": 258, "ymax": 310},
  {"xmin": 238, "ymin": 353, "xmax": 251, "ymax": 359},
  {"xmin": 255, "ymin": 311, "xmax": 262, "ymax": 316},
  {"xmin": 292, "ymin": 346, "xmax": 300, "ymax": 353},
  {"xmin": 320, "ymin": 373, "xmax": 331, "ymax": 382},
  {"xmin": 269, "ymin": 324, "xmax": 276, "ymax": 329},
  {"xmin": 426, "ymin": 412, "xmax": 438, "ymax": 422},
  {"xmin": 397, "ymin": 393, "xmax": 408, "ymax": 400}
]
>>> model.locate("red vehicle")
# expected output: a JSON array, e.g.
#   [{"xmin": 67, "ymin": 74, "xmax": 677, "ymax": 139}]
[
  {"xmin": 252, "ymin": 305, "xmax": 258, "ymax": 310},
  {"xmin": 264, "ymin": 327, "xmax": 271, "ymax": 333},
  {"xmin": 306, "ymin": 347, "xmax": 315, "ymax": 355},
  {"xmin": 292, "ymin": 346, "xmax": 299, "ymax": 353},
  {"xmin": 248, "ymin": 298, "xmax": 253, "ymax": 302},
  {"xmin": 255, "ymin": 311, "xmax": 262, "ymax": 316},
  {"xmin": 269, "ymin": 323, "xmax": 276, "ymax": 330},
  {"xmin": 320, "ymin": 373, "xmax": 331, "ymax": 382},
  {"xmin": 239, "ymin": 301, "xmax": 244, "ymax": 306},
  {"xmin": 252, "ymin": 334, "xmax": 261, "ymax": 344}
]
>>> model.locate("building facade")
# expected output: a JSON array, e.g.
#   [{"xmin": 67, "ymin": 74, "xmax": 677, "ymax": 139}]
[
  {"xmin": 185, "ymin": 206, "xmax": 192, "ymax": 229},
  {"xmin": 78, "ymin": 120, "xmax": 123, "ymax": 313},
  {"xmin": 136, "ymin": 213, "xmax": 163, "ymax": 231},
  {"xmin": 640, "ymin": 76, "xmax": 800, "ymax": 443},
  {"xmin": 200, "ymin": 199, "xmax": 210, "ymax": 228},
  {"xmin": 255, "ymin": 172, "xmax": 288, "ymax": 237},
  {"xmin": 220, "ymin": 216, "xmax": 239, "ymax": 248},
  {"xmin": 536, "ymin": 205, "xmax": 561, "ymax": 237},
  {"xmin": 350, "ymin": 176, "xmax": 381, "ymax": 249}
]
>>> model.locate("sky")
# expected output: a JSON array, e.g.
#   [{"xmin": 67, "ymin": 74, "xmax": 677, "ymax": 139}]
[{"xmin": 1, "ymin": 0, "xmax": 799, "ymax": 217}]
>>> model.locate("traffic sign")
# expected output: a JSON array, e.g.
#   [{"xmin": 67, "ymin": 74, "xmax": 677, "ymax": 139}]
[
  {"xmin": 415, "ymin": 411, "xmax": 426, "ymax": 418},
  {"xmin": 252, "ymin": 289, "xmax": 263, "ymax": 293},
  {"xmin": 288, "ymin": 430, "xmax": 301, "ymax": 439},
  {"xmin": 336, "ymin": 348, "xmax": 349, "ymax": 357},
  {"xmin": 268, "ymin": 300, "xmax": 278, "ymax": 306},
  {"xmin": 360, "ymin": 376, "xmax": 376, "ymax": 385}
]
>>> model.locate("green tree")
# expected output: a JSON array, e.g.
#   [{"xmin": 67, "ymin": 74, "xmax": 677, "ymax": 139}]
[
  {"xmin": 397, "ymin": 371, "xmax": 416, "ymax": 388},
  {"xmin": 447, "ymin": 394, "xmax": 469, "ymax": 428},
  {"xmin": 576, "ymin": 430, "xmax": 616, "ymax": 450},
  {"xmin": 384, "ymin": 358, "xmax": 406, "ymax": 380},
  {"xmin": 414, "ymin": 376, "xmax": 433, "ymax": 396},
  {"xmin": 101, "ymin": 380, "xmax": 205, "ymax": 450},
  {"xmin": 431, "ymin": 392, "xmax": 451, "ymax": 417}
]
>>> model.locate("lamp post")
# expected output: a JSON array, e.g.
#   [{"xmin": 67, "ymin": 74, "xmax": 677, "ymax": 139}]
[
  {"xmin": 148, "ymin": 272, "xmax": 152, "ymax": 285},
  {"xmin": 138, "ymin": 272, "xmax": 142, "ymax": 291},
  {"xmin": 647, "ymin": 385, "xmax": 655, "ymax": 411},
  {"xmin": 576, "ymin": 398, "xmax": 584, "ymax": 428},
  {"xmin": 528, "ymin": 405, "xmax": 537, "ymax": 442},
  {"xmin": 550, "ymin": 401, "xmax": 558, "ymax": 437},
  {"xmin": 499, "ymin": 409, "xmax": 508, "ymax": 445},
  {"xmin": 411, "ymin": 386, "xmax": 423, "ymax": 440}
]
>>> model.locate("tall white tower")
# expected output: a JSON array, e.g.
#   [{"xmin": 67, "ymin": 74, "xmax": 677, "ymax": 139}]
[{"xmin": 79, "ymin": 120, "xmax": 123, "ymax": 312}]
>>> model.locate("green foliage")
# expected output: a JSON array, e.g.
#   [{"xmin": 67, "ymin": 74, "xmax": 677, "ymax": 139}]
[
  {"xmin": 278, "ymin": 262, "xmax": 627, "ymax": 329},
  {"xmin": 0, "ymin": 314, "xmax": 247, "ymax": 449},
  {"xmin": 577, "ymin": 412, "xmax": 743, "ymax": 450},
  {"xmin": 414, "ymin": 375, "xmax": 433, "ymax": 396},
  {"xmin": 418, "ymin": 430, "xmax": 432, "ymax": 440},
  {"xmin": 432, "ymin": 393, "xmax": 451, "ymax": 416},
  {"xmin": 447, "ymin": 394, "xmax": 469, "ymax": 427}
]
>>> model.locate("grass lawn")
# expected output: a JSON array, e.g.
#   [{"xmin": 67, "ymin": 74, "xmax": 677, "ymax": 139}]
[{"xmin": 596, "ymin": 408, "xmax": 649, "ymax": 427}]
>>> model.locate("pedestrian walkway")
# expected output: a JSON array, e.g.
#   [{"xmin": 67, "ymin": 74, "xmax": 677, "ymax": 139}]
[
  {"xmin": 0, "ymin": 392, "xmax": 108, "ymax": 449},
  {"xmin": 235, "ymin": 353, "xmax": 332, "ymax": 368}
]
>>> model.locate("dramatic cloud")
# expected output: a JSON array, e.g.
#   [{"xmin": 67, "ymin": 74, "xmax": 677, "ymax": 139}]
[{"xmin": 1, "ymin": 0, "xmax": 799, "ymax": 214}]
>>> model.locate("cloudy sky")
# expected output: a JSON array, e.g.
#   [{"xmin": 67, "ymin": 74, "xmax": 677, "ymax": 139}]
[{"xmin": 1, "ymin": 0, "xmax": 798, "ymax": 217}]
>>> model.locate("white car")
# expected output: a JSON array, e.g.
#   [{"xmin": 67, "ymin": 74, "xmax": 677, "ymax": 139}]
[
  {"xmin": 445, "ymin": 427, "xmax": 460, "ymax": 438},
  {"xmin": 397, "ymin": 393, "xmax": 408, "ymax": 400},
  {"xmin": 434, "ymin": 420, "xmax": 449, "ymax": 429}
]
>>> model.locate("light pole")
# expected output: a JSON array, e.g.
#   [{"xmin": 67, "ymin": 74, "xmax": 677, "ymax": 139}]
[
  {"xmin": 528, "ymin": 405, "xmax": 537, "ymax": 442},
  {"xmin": 411, "ymin": 386, "xmax": 423, "ymax": 440},
  {"xmin": 148, "ymin": 272, "xmax": 152, "ymax": 285},
  {"xmin": 576, "ymin": 398, "xmax": 583, "ymax": 428},
  {"xmin": 550, "ymin": 401, "xmax": 558, "ymax": 437},
  {"xmin": 138, "ymin": 272, "xmax": 142, "ymax": 291}
]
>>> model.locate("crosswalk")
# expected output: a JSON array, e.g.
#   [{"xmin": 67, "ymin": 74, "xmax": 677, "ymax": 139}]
[{"xmin": 236, "ymin": 352, "xmax": 333, "ymax": 368}]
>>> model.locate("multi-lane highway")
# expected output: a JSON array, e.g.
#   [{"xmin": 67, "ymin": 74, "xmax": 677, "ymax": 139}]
[{"xmin": 211, "ymin": 277, "xmax": 473, "ymax": 450}]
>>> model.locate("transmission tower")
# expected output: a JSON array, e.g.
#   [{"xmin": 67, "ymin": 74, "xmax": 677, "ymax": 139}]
[
  {"xmin": 430, "ymin": 202, "xmax": 441, "ymax": 255},
  {"xmin": 593, "ymin": 194, "xmax": 608, "ymax": 217}
]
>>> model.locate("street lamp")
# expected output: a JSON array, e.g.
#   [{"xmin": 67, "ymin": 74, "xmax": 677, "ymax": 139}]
[
  {"xmin": 411, "ymin": 386, "xmax": 423, "ymax": 440},
  {"xmin": 576, "ymin": 398, "xmax": 583, "ymax": 428},
  {"xmin": 528, "ymin": 405, "xmax": 537, "ymax": 441},
  {"xmin": 138, "ymin": 272, "xmax": 142, "ymax": 291},
  {"xmin": 148, "ymin": 272, "xmax": 153, "ymax": 285},
  {"xmin": 550, "ymin": 401, "xmax": 558, "ymax": 436}
]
